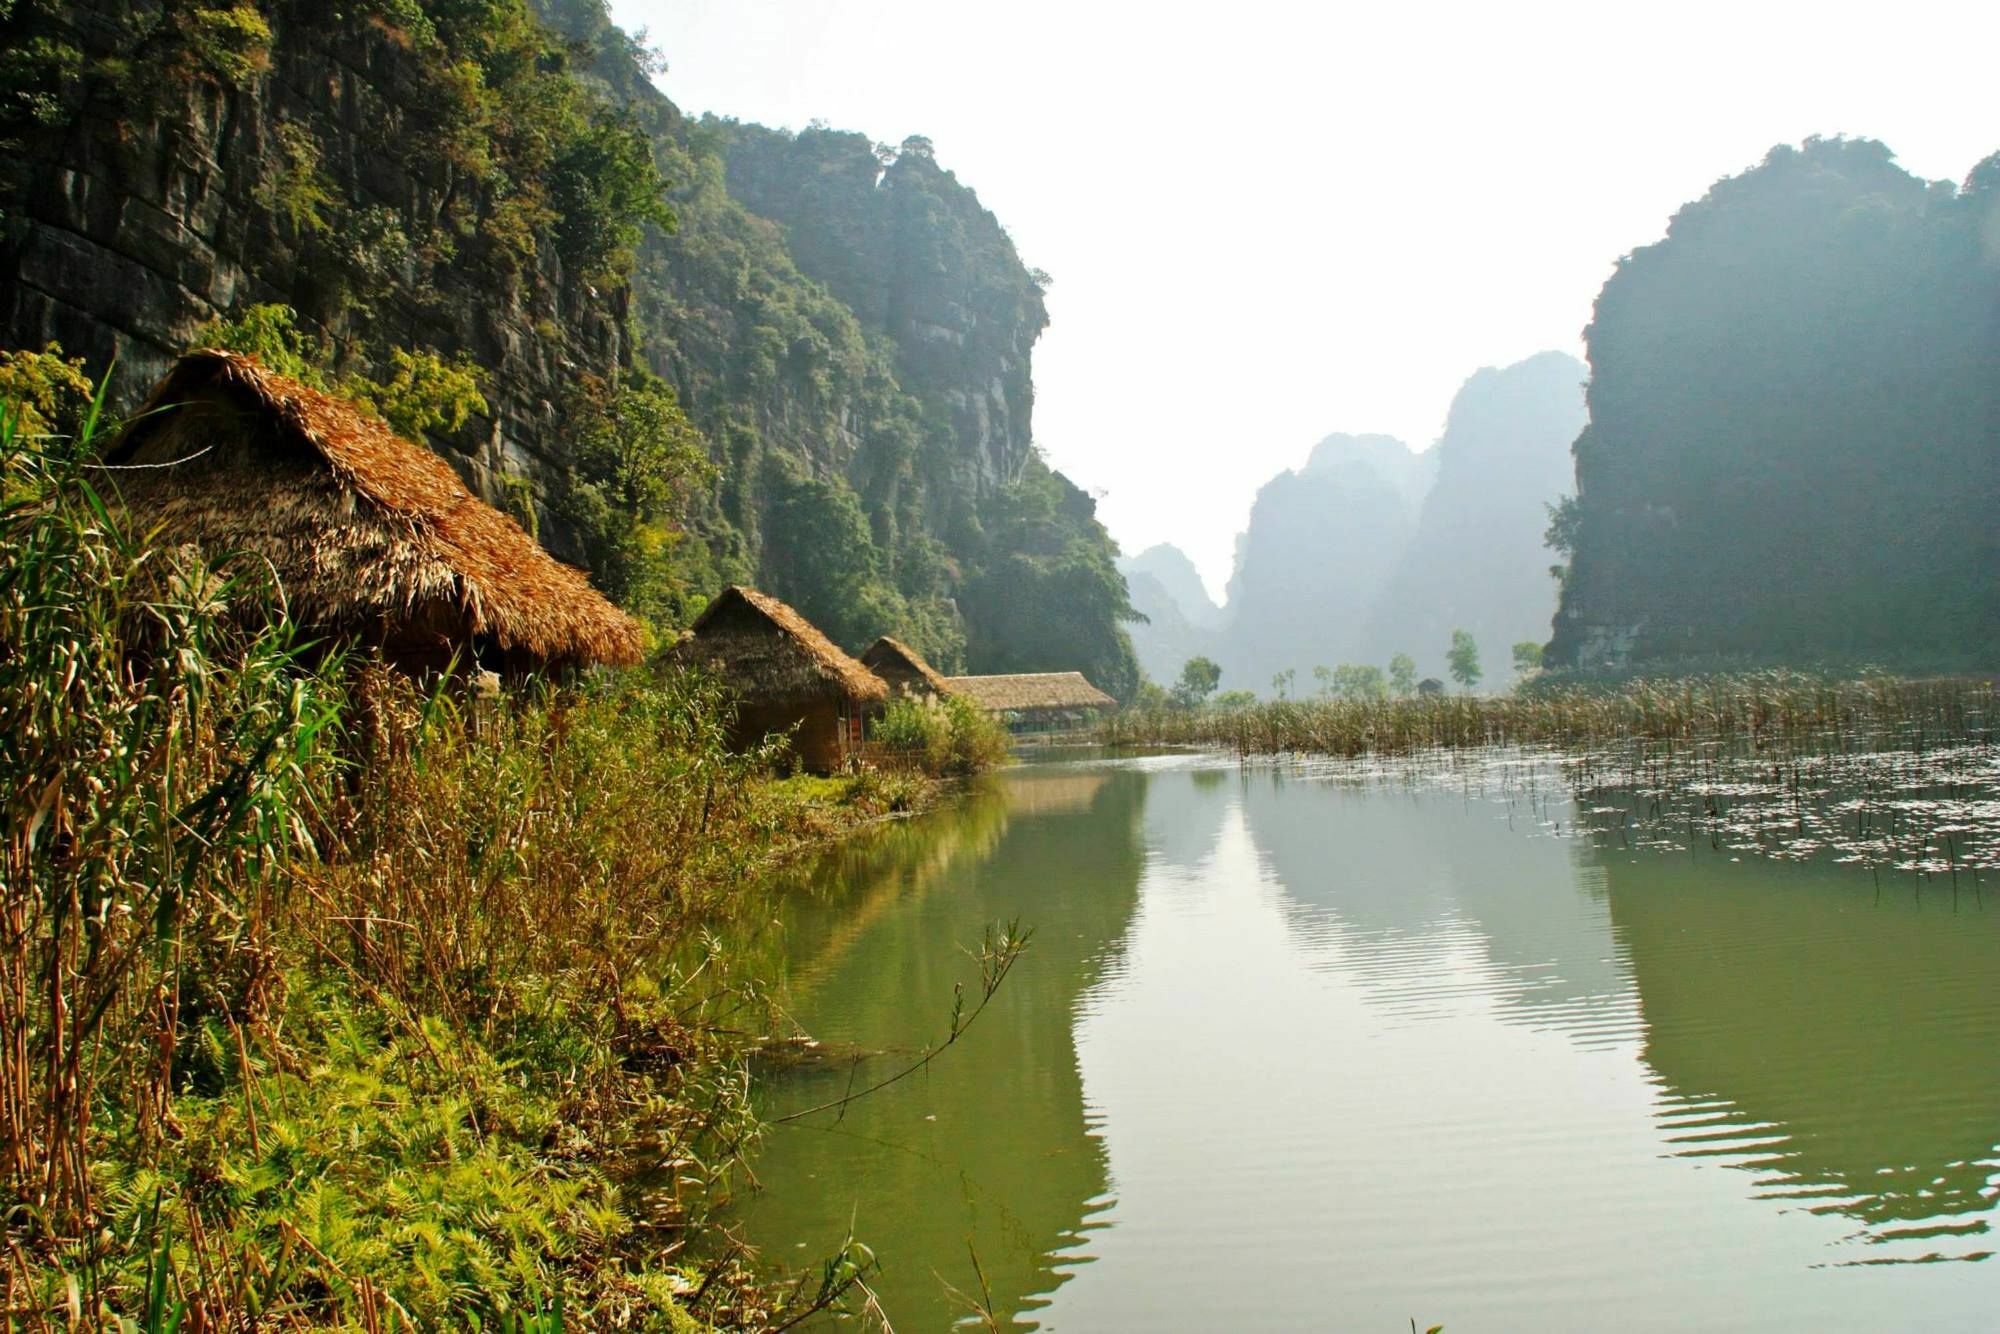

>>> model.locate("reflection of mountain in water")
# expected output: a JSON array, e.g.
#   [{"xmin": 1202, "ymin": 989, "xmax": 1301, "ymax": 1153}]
[
  {"xmin": 737, "ymin": 767, "xmax": 1149, "ymax": 1329},
  {"xmin": 1136, "ymin": 763, "xmax": 1237, "ymax": 872},
  {"xmin": 1603, "ymin": 852, "xmax": 2000, "ymax": 1261},
  {"xmin": 1233, "ymin": 769, "xmax": 1634, "ymax": 1043}
]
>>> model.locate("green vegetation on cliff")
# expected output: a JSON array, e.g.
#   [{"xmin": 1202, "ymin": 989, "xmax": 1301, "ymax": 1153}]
[
  {"xmin": 1547, "ymin": 137, "xmax": 2000, "ymax": 672},
  {"xmin": 0, "ymin": 0, "xmax": 1140, "ymax": 691}
]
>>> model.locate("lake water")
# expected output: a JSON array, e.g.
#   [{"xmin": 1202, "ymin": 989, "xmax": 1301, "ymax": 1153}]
[{"xmin": 733, "ymin": 749, "xmax": 2000, "ymax": 1330}]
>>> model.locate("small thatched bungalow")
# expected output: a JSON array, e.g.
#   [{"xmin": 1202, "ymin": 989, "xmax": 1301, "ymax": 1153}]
[
  {"xmin": 860, "ymin": 636, "xmax": 952, "ymax": 700},
  {"xmin": 945, "ymin": 671, "xmax": 1117, "ymax": 736},
  {"xmin": 670, "ymin": 586, "xmax": 889, "ymax": 773},
  {"xmin": 103, "ymin": 350, "xmax": 642, "ymax": 676}
]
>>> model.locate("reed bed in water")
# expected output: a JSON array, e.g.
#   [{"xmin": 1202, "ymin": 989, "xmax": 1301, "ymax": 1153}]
[
  {"xmin": 1108, "ymin": 674, "xmax": 1999, "ymax": 886},
  {"xmin": 1101, "ymin": 674, "xmax": 1995, "ymax": 759},
  {"xmin": 0, "ymin": 406, "xmax": 887, "ymax": 1327}
]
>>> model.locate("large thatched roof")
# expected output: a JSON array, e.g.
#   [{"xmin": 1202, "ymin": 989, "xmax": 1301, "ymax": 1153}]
[
  {"xmin": 860, "ymin": 636, "xmax": 952, "ymax": 697},
  {"xmin": 672, "ymin": 586, "xmax": 888, "ymax": 705},
  {"xmin": 103, "ymin": 350, "xmax": 643, "ymax": 672},
  {"xmin": 945, "ymin": 672, "xmax": 1117, "ymax": 712}
]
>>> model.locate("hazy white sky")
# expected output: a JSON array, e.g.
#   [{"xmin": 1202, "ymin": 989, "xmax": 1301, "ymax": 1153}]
[{"xmin": 609, "ymin": 0, "xmax": 1997, "ymax": 600}]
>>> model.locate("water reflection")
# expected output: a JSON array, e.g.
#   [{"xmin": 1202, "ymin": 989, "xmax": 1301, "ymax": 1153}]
[
  {"xmin": 1601, "ymin": 850, "xmax": 2000, "ymax": 1263},
  {"xmin": 1235, "ymin": 767, "xmax": 1636, "ymax": 1045},
  {"xmin": 735, "ymin": 766, "xmax": 1149, "ymax": 1329},
  {"xmin": 740, "ymin": 755, "xmax": 2000, "ymax": 1331}
]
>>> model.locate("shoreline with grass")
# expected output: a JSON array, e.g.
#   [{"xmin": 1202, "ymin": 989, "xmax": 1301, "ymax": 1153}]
[{"xmin": 0, "ymin": 404, "xmax": 996, "ymax": 1327}]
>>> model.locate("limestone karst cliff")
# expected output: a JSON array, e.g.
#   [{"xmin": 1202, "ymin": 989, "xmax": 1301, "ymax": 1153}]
[
  {"xmin": 1547, "ymin": 138, "xmax": 2000, "ymax": 671},
  {"xmin": 0, "ymin": 0, "xmax": 1138, "ymax": 688}
]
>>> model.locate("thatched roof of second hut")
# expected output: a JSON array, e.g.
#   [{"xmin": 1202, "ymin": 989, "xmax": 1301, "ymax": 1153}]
[
  {"xmin": 861, "ymin": 636, "xmax": 952, "ymax": 696},
  {"xmin": 104, "ymin": 350, "xmax": 642, "ymax": 671},
  {"xmin": 945, "ymin": 671, "xmax": 1117, "ymax": 712},
  {"xmin": 674, "ymin": 586, "xmax": 888, "ymax": 703}
]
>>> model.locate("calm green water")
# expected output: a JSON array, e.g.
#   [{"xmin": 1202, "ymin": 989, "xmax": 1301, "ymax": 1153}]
[{"xmin": 733, "ymin": 752, "xmax": 2000, "ymax": 1330}]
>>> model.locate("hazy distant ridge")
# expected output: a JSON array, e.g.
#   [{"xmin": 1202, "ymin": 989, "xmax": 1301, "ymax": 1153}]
[{"xmin": 1127, "ymin": 353, "xmax": 1583, "ymax": 695}]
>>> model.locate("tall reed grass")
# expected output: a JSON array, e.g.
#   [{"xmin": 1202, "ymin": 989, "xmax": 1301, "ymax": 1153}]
[
  {"xmin": 1102, "ymin": 674, "xmax": 1994, "ymax": 760},
  {"xmin": 0, "ymin": 400, "xmax": 884, "ymax": 1325}
]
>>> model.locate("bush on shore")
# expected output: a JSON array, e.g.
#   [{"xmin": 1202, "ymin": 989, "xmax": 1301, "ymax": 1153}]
[{"xmin": 870, "ymin": 694, "xmax": 1010, "ymax": 777}]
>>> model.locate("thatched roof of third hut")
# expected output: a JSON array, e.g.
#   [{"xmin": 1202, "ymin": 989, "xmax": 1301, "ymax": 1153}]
[{"xmin": 945, "ymin": 671, "xmax": 1116, "ymax": 712}]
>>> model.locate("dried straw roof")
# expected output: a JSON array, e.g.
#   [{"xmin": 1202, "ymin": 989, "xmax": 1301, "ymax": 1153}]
[
  {"xmin": 944, "ymin": 671, "xmax": 1117, "ymax": 712},
  {"xmin": 860, "ymin": 636, "xmax": 953, "ymax": 697},
  {"xmin": 672, "ymin": 586, "xmax": 888, "ymax": 704},
  {"xmin": 103, "ymin": 350, "xmax": 642, "ymax": 671}
]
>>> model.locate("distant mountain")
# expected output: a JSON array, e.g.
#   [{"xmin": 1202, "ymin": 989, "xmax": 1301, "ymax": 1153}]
[
  {"xmin": 1217, "ymin": 433, "xmax": 1433, "ymax": 691},
  {"xmin": 1366, "ymin": 350, "xmax": 1586, "ymax": 680},
  {"xmin": 1121, "ymin": 572, "xmax": 1212, "ymax": 687},
  {"xmin": 1122, "ymin": 544, "xmax": 1222, "ymax": 628}
]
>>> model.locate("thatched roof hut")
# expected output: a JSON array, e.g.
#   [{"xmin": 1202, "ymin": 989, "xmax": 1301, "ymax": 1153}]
[
  {"xmin": 861, "ymin": 635, "xmax": 952, "ymax": 699},
  {"xmin": 944, "ymin": 672, "xmax": 1117, "ymax": 714},
  {"xmin": 103, "ymin": 350, "xmax": 642, "ymax": 675},
  {"xmin": 669, "ymin": 586, "xmax": 888, "ymax": 772}
]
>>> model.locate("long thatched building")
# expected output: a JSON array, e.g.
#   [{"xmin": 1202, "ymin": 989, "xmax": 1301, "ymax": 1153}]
[
  {"xmin": 670, "ymin": 586, "xmax": 888, "ymax": 772},
  {"xmin": 104, "ymin": 350, "xmax": 642, "ymax": 676},
  {"xmin": 860, "ymin": 636, "xmax": 953, "ymax": 699},
  {"xmin": 945, "ymin": 671, "xmax": 1117, "ymax": 736}
]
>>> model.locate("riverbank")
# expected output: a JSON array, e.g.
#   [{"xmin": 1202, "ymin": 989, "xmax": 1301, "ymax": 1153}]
[{"xmin": 0, "ymin": 433, "xmax": 953, "ymax": 1327}]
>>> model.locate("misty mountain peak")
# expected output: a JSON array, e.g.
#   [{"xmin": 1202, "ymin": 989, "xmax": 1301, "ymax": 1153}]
[{"xmin": 1120, "ymin": 543, "xmax": 1223, "ymax": 630}]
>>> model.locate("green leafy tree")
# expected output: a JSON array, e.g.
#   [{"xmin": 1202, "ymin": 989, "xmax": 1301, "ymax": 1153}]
[
  {"xmin": 1388, "ymin": 652, "xmax": 1418, "ymax": 697},
  {"xmin": 0, "ymin": 344, "xmax": 92, "ymax": 446},
  {"xmin": 1447, "ymin": 630, "xmax": 1482, "ymax": 692},
  {"xmin": 347, "ymin": 348, "xmax": 488, "ymax": 441},
  {"xmin": 1511, "ymin": 641, "xmax": 1545, "ymax": 676},
  {"xmin": 760, "ymin": 474, "xmax": 887, "ymax": 646},
  {"xmin": 1172, "ymin": 656, "xmax": 1222, "ymax": 708},
  {"xmin": 1330, "ymin": 663, "xmax": 1388, "ymax": 701},
  {"xmin": 568, "ymin": 371, "xmax": 713, "ymax": 520},
  {"xmin": 190, "ymin": 303, "xmax": 325, "ymax": 384},
  {"xmin": 189, "ymin": 306, "xmax": 488, "ymax": 442},
  {"xmin": 1543, "ymin": 495, "xmax": 1580, "ymax": 587}
]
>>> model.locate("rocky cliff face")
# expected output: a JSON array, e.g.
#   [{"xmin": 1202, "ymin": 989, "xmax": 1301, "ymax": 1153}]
[
  {"xmin": 1, "ymin": 0, "xmax": 1135, "ymax": 680},
  {"xmin": 713, "ymin": 123, "xmax": 1047, "ymax": 498},
  {"xmin": 1, "ymin": 0, "xmax": 623, "ymax": 535},
  {"xmin": 1547, "ymin": 139, "xmax": 2000, "ymax": 671}
]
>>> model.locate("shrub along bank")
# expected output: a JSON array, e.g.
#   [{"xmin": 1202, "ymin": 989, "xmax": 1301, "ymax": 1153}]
[
  {"xmin": 868, "ymin": 695, "xmax": 1012, "ymax": 777},
  {"xmin": 0, "ymin": 403, "xmax": 941, "ymax": 1326}
]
